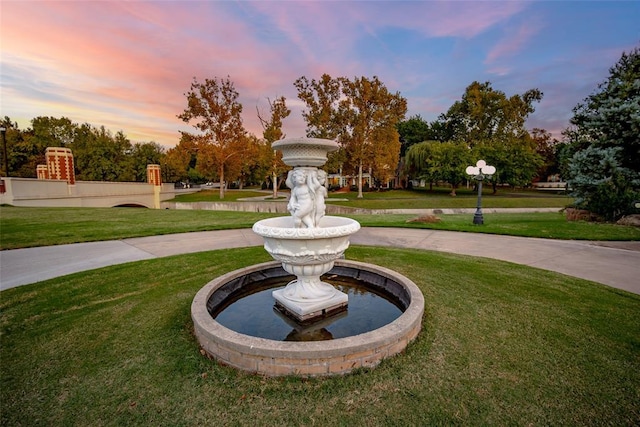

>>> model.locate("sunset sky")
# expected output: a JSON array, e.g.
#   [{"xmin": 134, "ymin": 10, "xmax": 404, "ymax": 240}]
[{"xmin": 2, "ymin": 1, "xmax": 639, "ymax": 148}]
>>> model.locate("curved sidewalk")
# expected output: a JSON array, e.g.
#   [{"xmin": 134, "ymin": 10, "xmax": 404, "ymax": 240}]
[{"xmin": 1, "ymin": 228, "xmax": 639, "ymax": 295}]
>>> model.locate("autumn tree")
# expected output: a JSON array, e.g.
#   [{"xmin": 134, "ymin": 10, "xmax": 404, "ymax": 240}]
[
  {"xmin": 236, "ymin": 133, "xmax": 263, "ymax": 189},
  {"xmin": 257, "ymin": 96, "xmax": 291, "ymax": 197},
  {"xmin": 178, "ymin": 76, "xmax": 246, "ymax": 198},
  {"xmin": 162, "ymin": 132, "xmax": 197, "ymax": 183},
  {"xmin": 338, "ymin": 75, "xmax": 407, "ymax": 197},
  {"xmin": 440, "ymin": 81, "xmax": 542, "ymax": 144},
  {"xmin": 294, "ymin": 74, "xmax": 342, "ymax": 139},
  {"xmin": 370, "ymin": 124, "xmax": 402, "ymax": 188}
]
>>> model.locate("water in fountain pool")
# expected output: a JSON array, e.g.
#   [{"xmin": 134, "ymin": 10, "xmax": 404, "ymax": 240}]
[{"xmin": 210, "ymin": 276, "xmax": 404, "ymax": 342}]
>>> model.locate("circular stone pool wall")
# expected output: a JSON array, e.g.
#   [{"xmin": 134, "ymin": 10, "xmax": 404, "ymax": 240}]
[{"xmin": 191, "ymin": 260, "xmax": 424, "ymax": 377}]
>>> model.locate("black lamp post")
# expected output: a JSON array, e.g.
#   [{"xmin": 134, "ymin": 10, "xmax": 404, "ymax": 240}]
[
  {"xmin": 466, "ymin": 160, "xmax": 496, "ymax": 225},
  {"xmin": 0, "ymin": 127, "xmax": 7, "ymax": 177}
]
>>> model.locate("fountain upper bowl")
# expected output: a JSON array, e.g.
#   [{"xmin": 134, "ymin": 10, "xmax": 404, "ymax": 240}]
[
  {"xmin": 272, "ymin": 137, "xmax": 339, "ymax": 167},
  {"xmin": 252, "ymin": 216, "xmax": 360, "ymax": 239}
]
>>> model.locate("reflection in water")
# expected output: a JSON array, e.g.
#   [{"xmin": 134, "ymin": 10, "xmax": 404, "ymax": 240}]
[{"xmin": 212, "ymin": 278, "xmax": 403, "ymax": 342}]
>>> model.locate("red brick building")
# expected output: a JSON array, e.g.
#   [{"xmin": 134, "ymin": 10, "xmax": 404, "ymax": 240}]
[{"xmin": 45, "ymin": 147, "xmax": 75, "ymax": 185}]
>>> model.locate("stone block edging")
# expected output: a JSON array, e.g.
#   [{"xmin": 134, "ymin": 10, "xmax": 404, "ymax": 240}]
[{"xmin": 191, "ymin": 260, "xmax": 424, "ymax": 376}]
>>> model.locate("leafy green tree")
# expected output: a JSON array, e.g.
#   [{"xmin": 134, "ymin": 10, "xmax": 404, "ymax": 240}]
[
  {"xmin": 31, "ymin": 116, "xmax": 76, "ymax": 148},
  {"xmin": 0, "ymin": 117, "xmax": 17, "ymax": 176},
  {"xmin": 440, "ymin": 81, "xmax": 542, "ymax": 145},
  {"xmin": 397, "ymin": 114, "xmax": 433, "ymax": 156},
  {"xmin": 530, "ymin": 128, "xmax": 562, "ymax": 182},
  {"xmin": 178, "ymin": 76, "xmax": 247, "ymax": 198},
  {"xmin": 71, "ymin": 124, "xmax": 132, "ymax": 182},
  {"xmin": 123, "ymin": 142, "xmax": 165, "ymax": 182},
  {"xmin": 404, "ymin": 140, "xmax": 442, "ymax": 190},
  {"xmin": 6, "ymin": 116, "xmax": 77, "ymax": 178},
  {"xmin": 1, "ymin": 118, "xmax": 35, "ymax": 177},
  {"xmin": 437, "ymin": 141, "xmax": 474, "ymax": 196},
  {"xmin": 404, "ymin": 140, "xmax": 473, "ymax": 194},
  {"xmin": 564, "ymin": 47, "xmax": 640, "ymax": 220},
  {"xmin": 475, "ymin": 136, "xmax": 542, "ymax": 192},
  {"xmin": 233, "ymin": 134, "xmax": 260, "ymax": 189},
  {"xmin": 437, "ymin": 81, "xmax": 543, "ymax": 192}
]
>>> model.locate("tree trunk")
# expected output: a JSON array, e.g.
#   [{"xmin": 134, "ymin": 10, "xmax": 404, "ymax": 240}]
[
  {"xmin": 272, "ymin": 171, "xmax": 278, "ymax": 199},
  {"xmin": 357, "ymin": 160, "xmax": 364, "ymax": 198},
  {"xmin": 219, "ymin": 164, "xmax": 225, "ymax": 199}
]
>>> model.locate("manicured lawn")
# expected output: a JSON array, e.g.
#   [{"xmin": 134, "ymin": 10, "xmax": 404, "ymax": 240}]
[
  {"xmin": 172, "ymin": 187, "xmax": 574, "ymax": 209},
  {"xmin": 350, "ymin": 212, "xmax": 640, "ymax": 240},
  {"xmin": 0, "ymin": 207, "xmax": 284, "ymax": 250},
  {"xmin": 1, "ymin": 246, "xmax": 638, "ymax": 426},
  {"xmin": 1, "ymin": 206, "xmax": 639, "ymax": 250},
  {"xmin": 327, "ymin": 187, "xmax": 573, "ymax": 209},
  {"xmin": 172, "ymin": 189, "xmax": 279, "ymax": 202}
]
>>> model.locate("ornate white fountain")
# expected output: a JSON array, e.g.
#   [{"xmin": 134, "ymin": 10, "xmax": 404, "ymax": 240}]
[
  {"xmin": 191, "ymin": 136, "xmax": 423, "ymax": 376},
  {"xmin": 252, "ymin": 137, "xmax": 361, "ymax": 322}
]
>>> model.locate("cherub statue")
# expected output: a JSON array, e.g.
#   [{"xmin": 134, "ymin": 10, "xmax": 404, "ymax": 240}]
[
  {"xmin": 311, "ymin": 169, "xmax": 328, "ymax": 226},
  {"xmin": 286, "ymin": 169, "xmax": 315, "ymax": 228}
]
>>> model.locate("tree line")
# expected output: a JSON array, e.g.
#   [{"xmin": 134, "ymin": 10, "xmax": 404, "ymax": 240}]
[
  {"xmin": 0, "ymin": 116, "xmax": 165, "ymax": 182},
  {"xmin": 2, "ymin": 48, "xmax": 638, "ymax": 219}
]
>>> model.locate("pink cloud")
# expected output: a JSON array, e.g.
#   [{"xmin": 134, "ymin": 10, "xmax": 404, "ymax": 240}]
[
  {"xmin": 486, "ymin": 18, "xmax": 543, "ymax": 66},
  {"xmin": 2, "ymin": 0, "xmax": 632, "ymax": 149}
]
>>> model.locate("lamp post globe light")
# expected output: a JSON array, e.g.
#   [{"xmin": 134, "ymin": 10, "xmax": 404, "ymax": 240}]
[{"xmin": 466, "ymin": 160, "xmax": 496, "ymax": 225}]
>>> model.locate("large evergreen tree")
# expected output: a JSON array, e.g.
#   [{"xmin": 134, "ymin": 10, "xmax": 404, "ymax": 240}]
[{"xmin": 564, "ymin": 47, "xmax": 640, "ymax": 221}]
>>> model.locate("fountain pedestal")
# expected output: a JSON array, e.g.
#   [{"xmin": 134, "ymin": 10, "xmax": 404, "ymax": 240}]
[
  {"xmin": 252, "ymin": 215, "xmax": 360, "ymax": 322},
  {"xmin": 273, "ymin": 287, "xmax": 347, "ymax": 322},
  {"xmin": 272, "ymin": 240, "xmax": 349, "ymax": 322}
]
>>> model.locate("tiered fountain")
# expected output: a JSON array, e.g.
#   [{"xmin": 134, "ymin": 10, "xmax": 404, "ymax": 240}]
[{"xmin": 192, "ymin": 137, "xmax": 424, "ymax": 376}]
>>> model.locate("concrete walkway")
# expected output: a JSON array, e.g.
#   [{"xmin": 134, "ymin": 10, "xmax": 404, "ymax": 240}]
[{"xmin": 1, "ymin": 228, "xmax": 639, "ymax": 295}]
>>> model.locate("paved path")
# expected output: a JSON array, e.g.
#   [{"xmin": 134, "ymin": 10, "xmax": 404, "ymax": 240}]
[{"xmin": 1, "ymin": 228, "xmax": 639, "ymax": 295}]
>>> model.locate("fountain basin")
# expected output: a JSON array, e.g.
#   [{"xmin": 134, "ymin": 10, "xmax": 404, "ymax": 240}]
[
  {"xmin": 252, "ymin": 216, "xmax": 360, "ymax": 321},
  {"xmin": 191, "ymin": 260, "xmax": 424, "ymax": 377}
]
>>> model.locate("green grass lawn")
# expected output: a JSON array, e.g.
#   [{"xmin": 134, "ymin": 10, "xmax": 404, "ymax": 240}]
[
  {"xmin": 350, "ymin": 212, "xmax": 640, "ymax": 240},
  {"xmin": 1, "ymin": 206, "xmax": 639, "ymax": 250},
  {"xmin": 0, "ymin": 207, "xmax": 284, "ymax": 250},
  {"xmin": 2, "ymin": 246, "xmax": 638, "ymax": 426},
  {"xmin": 172, "ymin": 187, "xmax": 574, "ymax": 209},
  {"xmin": 172, "ymin": 189, "xmax": 278, "ymax": 202}
]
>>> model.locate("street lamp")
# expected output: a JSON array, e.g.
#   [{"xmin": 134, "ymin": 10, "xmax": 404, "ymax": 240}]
[
  {"xmin": 0, "ymin": 127, "xmax": 7, "ymax": 177},
  {"xmin": 466, "ymin": 159, "xmax": 496, "ymax": 225}
]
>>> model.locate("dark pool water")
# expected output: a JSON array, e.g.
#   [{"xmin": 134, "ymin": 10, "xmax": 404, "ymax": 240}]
[{"xmin": 212, "ymin": 278, "xmax": 404, "ymax": 342}]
